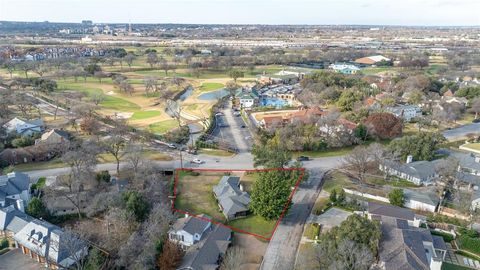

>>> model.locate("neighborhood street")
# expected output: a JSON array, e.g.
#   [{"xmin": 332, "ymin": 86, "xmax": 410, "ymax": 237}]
[{"xmin": 442, "ymin": 122, "xmax": 480, "ymax": 140}]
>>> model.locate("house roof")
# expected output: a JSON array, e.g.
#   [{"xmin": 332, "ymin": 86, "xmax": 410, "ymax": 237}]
[
  {"xmin": 403, "ymin": 188, "xmax": 440, "ymax": 206},
  {"xmin": 40, "ymin": 129, "xmax": 70, "ymax": 141},
  {"xmin": 368, "ymin": 202, "xmax": 415, "ymax": 221},
  {"xmin": 3, "ymin": 117, "xmax": 44, "ymax": 135},
  {"xmin": 179, "ymin": 224, "xmax": 232, "ymax": 270},
  {"xmin": 355, "ymin": 55, "xmax": 391, "ymax": 65},
  {"xmin": 0, "ymin": 172, "xmax": 30, "ymax": 205},
  {"xmin": 0, "ymin": 205, "xmax": 32, "ymax": 232},
  {"xmin": 379, "ymin": 216, "xmax": 431, "ymax": 270},
  {"xmin": 213, "ymin": 176, "xmax": 250, "ymax": 217},
  {"xmin": 172, "ymin": 214, "xmax": 211, "ymax": 236},
  {"xmin": 449, "ymin": 151, "xmax": 480, "ymax": 173},
  {"xmin": 383, "ymin": 159, "xmax": 438, "ymax": 182}
]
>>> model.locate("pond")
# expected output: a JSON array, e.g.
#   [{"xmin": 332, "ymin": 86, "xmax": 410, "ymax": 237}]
[
  {"xmin": 198, "ymin": 89, "xmax": 229, "ymax": 101},
  {"xmin": 178, "ymin": 87, "xmax": 194, "ymax": 101}
]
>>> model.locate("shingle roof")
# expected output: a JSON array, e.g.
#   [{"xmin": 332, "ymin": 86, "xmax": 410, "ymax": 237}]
[
  {"xmin": 0, "ymin": 172, "xmax": 30, "ymax": 206},
  {"xmin": 181, "ymin": 214, "xmax": 211, "ymax": 236},
  {"xmin": 179, "ymin": 225, "xmax": 232, "ymax": 270},
  {"xmin": 213, "ymin": 176, "xmax": 250, "ymax": 217},
  {"xmin": 369, "ymin": 202, "xmax": 415, "ymax": 221},
  {"xmin": 403, "ymin": 188, "xmax": 440, "ymax": 206},
  {"xmin": 0, "ymin": 205, "xmax": 32, "ymax": 232},
  {"xmin": 383, "ymin": 159, "xmax": 438, "ymax": 182}
]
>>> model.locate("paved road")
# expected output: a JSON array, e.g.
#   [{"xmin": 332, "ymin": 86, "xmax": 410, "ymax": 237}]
[
  {"xmin": 261, "ymin": 157, "xmax": 342, "ymax": 270},
  {"xmin": 443, "ymin": 122, "xmax": 480, "ymax": 140}
]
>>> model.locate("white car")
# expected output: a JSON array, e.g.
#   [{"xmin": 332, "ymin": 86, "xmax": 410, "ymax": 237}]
[
  {"xmin": 167, "ymin": 143, "xmax": 176, "ymax": 149},
  {"xmin": 191, "ymin": 159, "xmax": 204, "ymax": 164}
]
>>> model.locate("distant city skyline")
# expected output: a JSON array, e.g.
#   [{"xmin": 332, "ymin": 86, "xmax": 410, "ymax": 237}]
[{"xmin": 0, "ymin": 0, "xmax": 479, "ymax": 26}]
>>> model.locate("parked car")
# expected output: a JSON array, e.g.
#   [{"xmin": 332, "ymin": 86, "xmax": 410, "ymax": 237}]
[
  {"xmin": 215, "ymin": 112, "xmax": 224, "ymax": 116},
  {"xmin": 187, "ymin": 148, "xmax": 197, "ymax": 155},
  {"xmin": 296, "ymin": 156, "xmax": 310, "ymax": 161},
  {"xmin": 240, "ymin": 125, "xmax": 246, "ymax": 128},
  {"xmin": 167, "ymin": 143, "xmax": 177, "ymax": 149},
  {"xmin": 191, "ymin": 158, "xmax": 204, "ymax": 164},
  {"xmin": 233, "ymin": 112, "xmax": 241, "ymax": 116}
]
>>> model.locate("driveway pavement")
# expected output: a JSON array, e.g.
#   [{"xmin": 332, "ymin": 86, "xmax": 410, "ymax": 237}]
[{"xmin": 0, "ymin": 249, "xmax": 44, "ymax": 270}]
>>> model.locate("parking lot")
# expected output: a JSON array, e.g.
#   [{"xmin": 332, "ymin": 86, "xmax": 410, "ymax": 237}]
[{"xmin": 212, "ymin": 101, "xmax": 254, "ymax": 153}]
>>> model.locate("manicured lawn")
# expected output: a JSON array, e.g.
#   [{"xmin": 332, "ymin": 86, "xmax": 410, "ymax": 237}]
[
  {"xmin": 304, "ymin": 223, "xmax": 321, "ymax": 240},
  {"xmin": 227, "ymin": 215, "xmax": 276, "ymax": 238},
  {"xmin": 461, "ymin": 143, "xmax": 480, "ymax": 152},
  {"xmin": 130, "ymin": 110, "xmax": 161, "ymax": 120},
  {"xmin": 293, "ymin": 146, "xmax": 354, "ymax": 158},
  {"xmin": 198, "ymin": 148, "xmax": 234, "ymax": 157},
  {"xmin": 97, "ymin": 151, "xmax": 172, "ymax": 163},
  {"xmin": 13, "ymin": 158, "xmax": 67, "ymax": 172},
  {"xmin": 175, "ymin": 172, "xmax": 226, "ymax": 222},
  {"xmin": 322, "ymin": 171, "xmax": 353, "ymax": 193},
  {"xmin": 148, "ymin": 119, "xmax": 179, "ymax": 134},
  {"xmin": 442, "ymin": 262, "xmax": 474, "ymax": 270},
  {"xmin": 199, "ymin": 82, "xmax": 224, "ymax": 92}
]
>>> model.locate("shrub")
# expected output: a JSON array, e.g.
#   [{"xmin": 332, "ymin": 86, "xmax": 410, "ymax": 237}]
[
  {"xmin": 0, "ymin": 238, "xmax": 8, "ymax": 249},
  {"xmin": 458, "ymin": 234, "xmax": 480, "ymax": 255},
  {"xmin": 431, "ymin": 230, "xmax": 455, "ymax": 242},
  {"xmin": 96, "ymin": 171, "xmax": 111, "ymax": 183}
]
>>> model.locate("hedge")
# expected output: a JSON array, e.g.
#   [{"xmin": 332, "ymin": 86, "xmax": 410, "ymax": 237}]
[
  {"xmin": 431, "ymin": 230, "xmax": 455, "ymax": 242},
  {"xmin": 458, "ymin": 234, "xmax": 480, "ymax": 255}
]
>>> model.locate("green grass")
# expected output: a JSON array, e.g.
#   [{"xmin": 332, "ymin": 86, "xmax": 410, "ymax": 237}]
[
  {"xmin": 31, "ymin": 177, "xmax": 46, "ymax": 190},
  {"xmin": 57, "ymin": 82, "xmax": 140, "ymax": 112},
  {"xmin": 198, "ymin": 148, "xmax": 234, "ymax": 157},
  {"xmin": 442, "ymin": 262, "xmax": 475, "ymax": 270},
  {"xmin": 304, "ymin": 223, "xmax": 321, "ymax": 240},
  {"xmin": 293, "ymin": 146, "xmax": 354, "ymax": 158},
  {"xmin": 148, "ymin": 120, "xmax": 179, "ymax": 134},
  {"xmin": 199, "ymin": 82, "xmax": 224, "ymax": 92},
  {"xmin": 130, "ymin": 110, "xmax": 162, "ymax": 120},
  {"xmin": 227, "ymin": 215, "xmax": 276, "ymax": 238},
  {"xmin": 322, "ymin": 171, "xmax": 353, "ymax": 193}
]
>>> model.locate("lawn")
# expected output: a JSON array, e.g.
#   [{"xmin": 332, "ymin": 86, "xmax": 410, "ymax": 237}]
[
  {"xmin": 130, "ymin": 110, "xmax": 162, "ymax": 120},
  {"xmin": 460, "ymin": 143, "xmax": 480, "ymax": 153},
  {"xmin": 13, "ymin": 158, "xmax": 67, "ymax": 172},
  {"xmin": 175, "ymin": 171, "xmax": 226, "ymax": 222},
  {"xmin": 97, "ymin": 151, "xmax": 172, "ymax": 163},
  {"xmin": 292, "ymin": 146, "xmax": 354, "ymax": 158},
  {"xmin": 198, "ymin": 148, "xmax": 234, "ymax": 157},
  {"xmin": 148, "ymin": 119, "xmax": 179, "ymax": 134},
  {"xmin": 304, "ymin": 223, "xmax": 321, "ymax": 240},
  {"xmin": 227, "ymin": 215, "xmax": 276, "ymax": 239},
  {"xmin": 199, "ymin": 82, "xmax": 225, "ymax": 92},
  {"xmin": 442, "ymin": 262, "xmax": 475, "ymax": 270},
  {"xmin": 322, "ymin": 171, "xmax": 354, "ymax": 193}
]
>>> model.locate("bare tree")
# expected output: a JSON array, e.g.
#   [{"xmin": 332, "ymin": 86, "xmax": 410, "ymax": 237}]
[
  {"xmin": 469, "ymin": 98, "xmax": 480, "ymax": 120},
  {"xmin": 90, "ymin": 92, "xmax": 106, "ymax": 106},
  {"xmin": 343, "ymin": 145, "xmax": 372, "ymax": 190},
  {"xmin": 102, "ymin": 135, "xmax": 126, "ymax": 175},
  {"xmin": 220, "ymin": 246, "xmax": 247, "ymax": 270},
  {"xmin": 331, "ymin": 240, "xmax": 374, "ymax": 270},
  {"xmin": 124, "ymin": 143, "xmax": 145, "ymax": 175},
  {"xmin": 125, "ymin": 52, "xmax": 136, "ymax": 70}
]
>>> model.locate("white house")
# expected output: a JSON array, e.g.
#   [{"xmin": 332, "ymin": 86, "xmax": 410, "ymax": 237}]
[
  {"xmin": 237, "ymin": 92, "xmax": 259, "ymax": 109},
  {"xmin": 2, "ymin": 117, "xmax": 44, "ymax": 137},
  {"xmin": 329, "ymin": 63, "xmax": 360, "ymax": 74},
  {"xmin": 385, "ymin": 105, "xmax": 422, "ymax": 122},
  {"xmin": 0, "ymin": 172, "xmax": 31, "ymax": 212},
  {"xmin": 168, "ymin": 214, "xmax": 211, "ymax": 249},
  {"xmin": 379, "ymin": 157, "xmax": 438, "ymax": 186},
  {"xmin": 403, "ymin": 188, "xmax": 440, "ymax": 213}
]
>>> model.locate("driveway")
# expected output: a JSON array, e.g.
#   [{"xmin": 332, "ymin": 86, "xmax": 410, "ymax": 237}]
[
  {"xmin": 0, "ymin": 249, "xmax": 44, "ymax": 270},
  {"xmin": 443, "ymin": 123, "xmax": 480, "ymax": 140}
]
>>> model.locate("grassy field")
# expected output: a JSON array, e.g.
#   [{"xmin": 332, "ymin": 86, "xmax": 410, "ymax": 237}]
[
  {"xmin": 130, "ymin": 110, "xmax": 162, "ymax": 120},
  {"xmin": 175, "ymin": 171, "xmax": 226, "ymax": 222},
  {"xmin": 442, "ymin": 262, "xmax": 474, "ymax": 270},
  {"xmin": 148, "ymin": 120, "xmax": 179, "ymax": 134},
  {"xmin": 198, "ymin": 148, "xmax": 234, "ymax": 157},
  {"xmin": 227, "ymin": 215, "xmax": 276, "ymax": 239},
  {"xmin": 292, "ymin": 146, "xmax": 354, "ymax": 158},
  {"xmin": 199, "ymin": 82, "xmax": 225, "ymax": 92}
]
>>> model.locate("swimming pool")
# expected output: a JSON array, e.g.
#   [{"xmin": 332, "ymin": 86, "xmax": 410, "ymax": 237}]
[{"xmin": 260, "ymin": 97, "xmax": 290, "ymax": 108}]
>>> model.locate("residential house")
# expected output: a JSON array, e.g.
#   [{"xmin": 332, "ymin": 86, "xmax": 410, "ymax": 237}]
[
  {"xmin": 168, "ymin": 214, "xmax": 212, "ymax": 249},
  {"xmin": 355, "ymin": 55, "xmax": 391, "ymax": 66},
  {"xmin": 442, "ymin": 96, "xmax": 468, "ymax": 107},
  {"xmin": 379, "ymin": 157, "xmax": 438, "ymax": 186},
  {"xmin": 329, "ymin": 63, "xmax": 360, "ymax": 74},
  {"xmin": 0, "ymin": 206, "xmax": 87, "ymax": 269},
  {"xmin": 260, "ymin": 115, "xmax": 285, "ymax": 129},
  {"xmin": 178, "ymin": 224, "xmax": 232, "ymax": 270},
  {"xmin": 403, "ymin": 188, "xmax": 440, "ymax": 213},
  {"xmin": 2, "ymin": 117, "xmax": 44, "ymax": 137},
  {"xmin": 385, "ymin": 105, "xmax": 422, "ymax": 122},
  {"xmin": 213, "ymin": 176, "xmax": 250, "ymax": 220},
  {"xmin": 449, "ymin": 150, "xmax": 480, "ymax": 176},
  {"xmin": 370, "ymin": 206, "xmax": 446, "ymax": 270},
  {"xmin": 35, "ymin": 129, "xmax": 70, "ymax": 146},
  {"xmin": 258, "ymin": 70, "xmax": 305, "ymax": 85},
  {"xmin": 0, "ymin": 172, "xmax": 31, "ymax": 211}
]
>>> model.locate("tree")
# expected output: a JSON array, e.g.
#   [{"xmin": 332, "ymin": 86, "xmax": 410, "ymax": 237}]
[
  {"xmin": 364, "ymin": 112, "xmax": 403, "ymax": 140},
  {"xmin": 343, "ymin": 145, "xmax": 372, "ymax": 190},
  {"xmin": 250, "ymin": 170, "xmax": 292, "ymax": 220},
  {"xmin": 156, "ymin": 239, "xmax": 184, "ymax": 270},
  {"xmin": 26, "ymin": 197, "xmax": 49, "ymax": 219},
  {"xmin": 252, "ymin": 135, "xmax": 292, "ymax": 168},
  {"xmin": 389, "ymin": 132, "xmax": 446, "ymax": 161},
  {"xmin": 102, "ymin": 135, "xmax": 126, "ymax": 175},
  {"xmin": 124, "ymin": 143, "xmax": 144, "ymax": 176},
  {"xmin": 220, "ymin": 246, "xmax": 246, "ymax": 270},
  {"xmin": 330, "ymin": 189, "xmax": 337, "ymax": 203},
  {"xmin": 125, "ymin": 53, "xmax": 136, "ymax": 70},
  {"xmin": 228, "ymin": 69, "xmax": 244, "ymax": 82},
  {"xmin": 388, "ymin": 188, "xmax": 405, "ymax": 207},
  {"xmin": 337, "ymin": 89, "xmax": 363, "ymax": 111},
  {"xmin": 469, "ymin": 98, "xmax": 480, "ymax": 119},
  {"xmin": 122, "ymin": 191, "xmax": 150, "ymax": 222},
  {"xmin": 146, "ymin": 52, "xmax": 158, "ymax": 68},
  {"xmin": 96, "ymin": 170, "xmax": 111, "ymax": 183}
]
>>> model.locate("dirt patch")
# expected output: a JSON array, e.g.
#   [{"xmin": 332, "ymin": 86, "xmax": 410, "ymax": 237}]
[{"xmin": 233, "ymin": 233, "xmax": 268, "ymax": 270}]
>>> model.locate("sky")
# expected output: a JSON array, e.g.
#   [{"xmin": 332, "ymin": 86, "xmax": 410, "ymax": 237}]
[{"xmin": 0, "ymin": 0, "xmax": 479, "ymax": 26}]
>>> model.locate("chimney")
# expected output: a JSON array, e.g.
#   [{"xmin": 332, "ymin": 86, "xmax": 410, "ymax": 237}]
[
  {"xmin": 16, "ymin": 199, "xmax": 25, "ymax": 212},
  {"xmin": 406, "ymin": 155, "xmax": 413, "ymax": 164},
  {"xmin": 475, "ymin": 156, "xmax": 480, "ymax": 163}
]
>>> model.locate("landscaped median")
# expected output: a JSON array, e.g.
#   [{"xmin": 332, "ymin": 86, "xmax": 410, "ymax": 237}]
[{"xmin": 172, "ymin": 168, "xmax": 305, "ymax": 240}]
